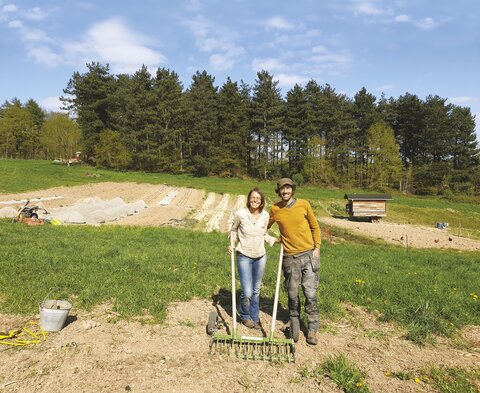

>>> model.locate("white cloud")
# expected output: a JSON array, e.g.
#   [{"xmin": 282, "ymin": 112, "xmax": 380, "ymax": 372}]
[
  {"xmin": 263, "ymin": 16, "xmax": 295, "ymax": 31},
  {"xmin": 25, "ymin": 6, "xmax": 47, "ymax": 21},
  {"xmin": 22, "ymin": 28, "xmax": 52, "ymax": 43},
  {"xmin": 7, "ymin": 19, "xmax": 22, "ymax": 28},
  {"xmin": 416, "ymin": 17, "xmax": 436, "ymax": 30},
  {"xmin": 312, "ymin": 45, "xmax": 327, "ymax": 54},
  {"xmin": 183, "ymin": 15, "xmax": 244, "ymax": 71},
  {"xmin": 275, "ymin": 73, "xmax": 309, "ymax": 88},
  {"xmin": 251, "ymin": 58, "xmax": 286, "ymax": 72},
  {"xmin": 184, "ymin": 0, "xmax": 203, "ymax": 12},
  {"xmin": 28, "ymin": 45, "xmax": 63, "ymax": 67},
  {"xmin": 375, "ymin": 84, "xmax": 394, "ymax": 92},
  {"xmin": 3, "ymin": 4, "xmax": 18, "ymax": 13},
  {"xmin": 209, "ymin": 53, "xmax": 234, "ymax": 71},
  {"xmin": 64, "ymin": 18, "xmax": 166, "ymax": 73},
  {"xmin": 353, "ymin": 1, "xmax": 384, "ymax": 16},
  {"xmin": 40, "ymin": 96, "xmax": 67, "ymax": 113},
  {"xmin": 394, "ymin": 14, "xmax": 410, "ymax": 22},
  {"xmin": 206, "ymin": 42, "xmax": 244, "ymax": 71},
  {"xmin": 311, "ymin": 51, "xmax": 351, "ymax": 67},
  {"xmin": 4, "ymin": 13, "xmax": 166, "ymax": 72}
]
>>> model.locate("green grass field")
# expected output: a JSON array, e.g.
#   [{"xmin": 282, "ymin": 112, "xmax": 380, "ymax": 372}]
[
  {"xmin": 1, "ymin": 159, "xmax": 479, "ymax": 348},
  {"xmin": 1, "ymin": 220, "xmax": 479, "ymax": 346}
]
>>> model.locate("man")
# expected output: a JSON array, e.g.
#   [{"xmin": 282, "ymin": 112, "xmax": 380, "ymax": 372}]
[{"xmin": 268, "ymin": 178, "xmax": 321, "ymax": 345}]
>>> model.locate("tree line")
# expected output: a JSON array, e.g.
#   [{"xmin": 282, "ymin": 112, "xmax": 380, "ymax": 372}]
[{"xmin": 1, "ymin": 62, "xmax": 479, "ymax": 195}]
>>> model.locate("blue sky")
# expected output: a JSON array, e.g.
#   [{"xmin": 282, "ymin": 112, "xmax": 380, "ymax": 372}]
[{"xmin": 1, "ymin": 0, "xmax": 479, "ymax": 136}]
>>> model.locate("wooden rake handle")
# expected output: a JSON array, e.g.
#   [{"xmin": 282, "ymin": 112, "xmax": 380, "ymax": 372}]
[{"xmin": 269, "ymin": 244, "xmax": 284, "ymax": 339}]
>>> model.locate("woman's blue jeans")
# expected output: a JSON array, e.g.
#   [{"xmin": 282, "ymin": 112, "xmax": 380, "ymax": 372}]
[{"xmin": 236, "ymin": 252, "xmax": 266, "ymax": 323}]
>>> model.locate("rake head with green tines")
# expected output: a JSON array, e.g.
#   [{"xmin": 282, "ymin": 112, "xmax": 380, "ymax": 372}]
[
  {"xmin": 209, "ymin": 333, "xmax": 295, "ymax": 362},
  {"xmin": 208, "ymin": 244, "xmax": 295, "ymax": 363}
]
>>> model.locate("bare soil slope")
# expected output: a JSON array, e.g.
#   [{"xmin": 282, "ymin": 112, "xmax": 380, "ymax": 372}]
[
  {"xmin": 3, "ymin": 182, "xmax": 480, "ymax": 250},
  {"xmin": 1, "ymin": 301, "xmax": 479, "ymax": 392}
]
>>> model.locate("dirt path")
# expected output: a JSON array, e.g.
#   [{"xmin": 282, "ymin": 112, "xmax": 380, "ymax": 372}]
[{"xmin": 319, "ymin": 217, "xmax": 480, "ymax": 251}]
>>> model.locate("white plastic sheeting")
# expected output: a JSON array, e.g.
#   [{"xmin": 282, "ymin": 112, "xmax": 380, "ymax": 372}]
[
  {"xmin": 0, "ymin": 206, "xmax": 18, "ymax": 218},
  {"xmin": 0, "ymin": 196, "xmax": 63, "ymax": 205},
  {"xmin": 49, "ymin": 197, "xmax": 148, "ymax": 225},
  {"xmin": 158, "ymin": 189, "xmax": 178, "ymax": 206}
]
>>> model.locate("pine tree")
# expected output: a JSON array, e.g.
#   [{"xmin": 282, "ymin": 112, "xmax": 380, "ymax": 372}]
[
  {"xmin": 307, "ymin": 83, "xmax": 355, "ymax": 184},
  {"xmin": 394, "ymin": 93, "xmax": 425, "ymax": 166},
  {"xmin": 251, "ymin": 71, "xmax": 284, "ymax": 179},
  {"xmin": 284, "ymin": 84, "xmax": 309, "ymax": 176},
  {"xmin": 449, "ymin": 105, "xmax": 479, "ymax": 194},
  {"xmin": 352, "ymin": 87, "xmax": 379, "ymax": 186},
  {"xmin": 153, "ymin": 68, "xmax": 185, "ymax": 173},
  {"xmin": 61, "ymin": 62, "xmax": 115, "ymax": 159},
  {"xmin": 184, "ymin": 70, "xmax": 218, "ymax": 175},
  {"xmin": 216, "ymin": 78, "xmax": 250, "ymax": 177}
]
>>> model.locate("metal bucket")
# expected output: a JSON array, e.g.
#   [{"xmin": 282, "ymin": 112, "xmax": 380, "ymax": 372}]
[{"xmin": 39, "ymin": 300, "xmax": 72, "ymax": 332}]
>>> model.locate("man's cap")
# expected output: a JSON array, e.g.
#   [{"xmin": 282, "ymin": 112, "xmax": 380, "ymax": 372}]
[{"xmin": 276, "ymin": 178, "xmax": 296, "ymax": 190}]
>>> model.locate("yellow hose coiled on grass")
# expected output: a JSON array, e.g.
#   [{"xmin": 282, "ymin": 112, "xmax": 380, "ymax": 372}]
[{"xmin": 0, "ymin": 321, "xmax": 46, "ymax": 346}]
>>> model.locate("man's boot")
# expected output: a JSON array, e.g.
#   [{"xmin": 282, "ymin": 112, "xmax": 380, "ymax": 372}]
[
  {"xmin": 306, "ymin": 330, "xmax": 317, "ymax": 345},
  {"xmin": 290, "ymin": 318, "xmax": 300, "ymax": 342}
]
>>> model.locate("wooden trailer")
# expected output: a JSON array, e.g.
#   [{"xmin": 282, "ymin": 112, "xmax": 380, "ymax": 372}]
[{"xmin": 344, "ymin": 194, "xmax": 393, "ymax": 222}]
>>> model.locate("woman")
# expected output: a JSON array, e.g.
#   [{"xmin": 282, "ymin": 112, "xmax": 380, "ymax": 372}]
[{"xmin": 228, "ymin": 188, "xmax": 275, "ymax": 329}]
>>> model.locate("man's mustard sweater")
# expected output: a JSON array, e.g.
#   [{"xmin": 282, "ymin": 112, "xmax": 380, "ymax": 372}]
[{"xmin": 269, "ymin": 199, "xmax": 321, "ymax": 255}]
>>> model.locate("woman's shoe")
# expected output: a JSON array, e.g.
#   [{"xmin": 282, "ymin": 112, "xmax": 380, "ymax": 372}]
[{"xmin": 241, "ymin": 319, "xmax": 255, "ymax": 328}]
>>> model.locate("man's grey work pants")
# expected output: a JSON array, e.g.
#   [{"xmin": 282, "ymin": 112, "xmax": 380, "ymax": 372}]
[{"xmin": 282, "ymin": 250, "xmax": 320, "ymax": 332}]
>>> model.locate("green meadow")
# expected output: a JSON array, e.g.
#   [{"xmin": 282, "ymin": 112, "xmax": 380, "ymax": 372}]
[{"xmin": 1, "ymin": 159, "xmax": 479, "ymax": 347}]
